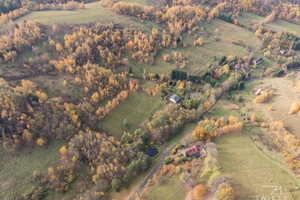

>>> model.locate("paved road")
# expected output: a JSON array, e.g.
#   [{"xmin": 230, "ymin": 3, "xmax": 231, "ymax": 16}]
[
  {"xmin": 129, "ymin": 71, "xmax": 300, "ymax": 199},
  {"xmin": 130, "ymin": 144, "xmax": 177, "ymax": 200},
  {"xmin": 129, "ymin": 94, "xmax": 224, "ymax": 200}
]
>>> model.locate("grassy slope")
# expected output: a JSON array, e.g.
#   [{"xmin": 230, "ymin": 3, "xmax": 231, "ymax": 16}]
[
  {"xmin": 98, "ymin": 92, "xmax": 164, "ymax": 138},
  {"xmin": 28, "ymin": 74, "xmax": 85, "ymax": 103},
  {"xmin": 237, "ymin": 12, "xmax": 264, "ymax": 28},
  {"xmin": 16, "ymin": 2, "xmax": 114, "ymax": 24},
  {"xmin": 238, "ymin": 12, "xmax": 300, "ymax": 33},
  {"xmin": 131, "ymin": 18, "xmax": 273, "ymax": 77},
  {"xmin": 9, "ymin": 3, "xmax": 300, "ymax": 200},
  {"xmin": 16, "ymin": 2, "xmax": 160, "ymax": 34},
  {"xmin": 245, "ymin": 77, "xmax": 300, "ymax": 138},
  {"xmin": 0, "ymin": 140, "xmax": 67, "ymax": 200},
  {"xmin": 166, "ymin": 122, "xmax": 197, "ymax": 147},
  {"xmin": 266, "ymin": 20, "xmax": 300, "ymax": 34},
  {"xmin": 145, "ymin": 175, "xmax": 187, "ymax": 200},
  {"xmin": 16, "ymin": 3, "xmax": 273, "ymax": 77},
  {"xmin": 127, "ymin": 57, "xmax": 174, "ymax": 77},
  {"xmin": 208, "ymin": 87, "xmax": 300, "ymax": 199},
  {"xmin": 215, "ymin": 132, "xmax": 300, "ymax": 200},
  {"xmin": 203, "ymin": 19, "xmax": 273, "ymax": 67}
]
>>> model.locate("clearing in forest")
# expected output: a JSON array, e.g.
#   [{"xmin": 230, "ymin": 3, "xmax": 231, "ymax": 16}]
[{"xmin": 98, "ymin": 92, "xmax": 164, "ymax": 138}]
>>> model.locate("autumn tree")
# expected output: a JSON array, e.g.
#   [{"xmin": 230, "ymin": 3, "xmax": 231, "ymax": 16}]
[
  {"xmin": 37, "ymin": 138, "xmax": 45, "ymax": 146},
  {"xmin": 193, "ymin": 184, "xmax": 206, "ymax": 199},
  {"xmin": 289, "ymin": 101, "xmax": 300, "ymax": 114},
  {"xmin": 251, "ymin": 113, "xmax": 257, "ymax": 122},
  {"xmin": 214, "ymin": 183, "xmax": 235, "ymax": 200}
]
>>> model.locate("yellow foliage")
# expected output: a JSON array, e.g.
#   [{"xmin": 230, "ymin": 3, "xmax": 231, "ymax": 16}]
[
  {"xmin": 35, "ymin": 91, "xmax": 48, "ymax": 103},
  {"xmin": 91, "ymin": 92, "xmax": 100, "ymax": 103},
  {"xmin": 179, "ymin": 83, "xmax": 185, "ymax": 89},
  {"xmin": 204, "ymin": 101, "xmax": 210, "ymax": 111},
  {"xmin": 193, "ymin": 126, "xmax": 210, "ymax": 141},
  {"xmin": 214, "ymin": 183, "xmax": 235, "ymax": 200},
  {"xmin": 64, "ymin": 171, "xmax": 75, "ymax": 183},
  {"xmin": 194, "ymin": 37, "xmax": 204, "ymax": 46},
  {"xmin": 37, "ymin": 138, "xmax": 45, "ymax": 146},
  {"xmin": 222, "ymin": 64, "xmax": 230, "ymax": 75},
  {"xmin": 56, "ymin": 43, "xmax": 63, "ymax": 52},
  {"xmin": 227, "ymin": 55, "xmax": 236, "ymax": 62},
  {"xmin": 289, "ymin": 101, "xmax": 300, "ymax": 114},
  {"xmin": 228, "ymin": 115, "xmax": 237, "ymax": 125},
  {"xmin": 253, "ymin": 93, "xmax": 269, "ymax": 103},
  {"xmin": 255, "ymin": 29, "xmax": 262, "ymax": 37}
]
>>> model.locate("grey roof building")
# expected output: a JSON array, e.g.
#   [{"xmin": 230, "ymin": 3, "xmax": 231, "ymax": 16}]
[
  {"xmin": 170, "ymin": 94, "xmax": 180, "ymax": 103},
  {"xmin": 254, "ymin": 58, "xmax": 263, "ymax": 65}
]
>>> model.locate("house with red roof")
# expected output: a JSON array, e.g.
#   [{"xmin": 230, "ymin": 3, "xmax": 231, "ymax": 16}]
[{"xmin": 185, "ymin": 145, "xmax": 200, "ymax": 158}]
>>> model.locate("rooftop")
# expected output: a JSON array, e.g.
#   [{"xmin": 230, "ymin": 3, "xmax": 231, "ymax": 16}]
[{"xmin": 170, "ymin": 94, "xmax": 180, "ymax": 103}]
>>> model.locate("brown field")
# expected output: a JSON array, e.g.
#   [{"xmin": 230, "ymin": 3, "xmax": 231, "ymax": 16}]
[{"xmin": 247, "ymin": 77, "xmax": 300, "ymax": 138}]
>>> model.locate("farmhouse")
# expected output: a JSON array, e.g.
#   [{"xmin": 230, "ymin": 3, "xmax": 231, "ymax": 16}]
[
  {"xmin": 170, "ymin": 94, "xmax": 180, "ymax": 103},
  {"xmin": 185, "ymin": 145, "xmax": 200, "ymax": 158},
  {"xmin": 254, "ymin": 58, "xmax": 263, "ymax": 65}
]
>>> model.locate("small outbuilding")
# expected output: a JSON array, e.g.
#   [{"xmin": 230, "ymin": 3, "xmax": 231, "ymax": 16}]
[
  {"xmin": 254, "ymin": 58, "xmax": 263, "ymax": 65},
  {"xmin": 255, "ymin": 88, "xmax": 263, "ymax": 95},
  {"xmin": 279, "ymin": 50, "xmax": 286, "ymax": 55},
  {"xmin": 170, "ymin": 94, "xmax": 180, "ymax": 103}
]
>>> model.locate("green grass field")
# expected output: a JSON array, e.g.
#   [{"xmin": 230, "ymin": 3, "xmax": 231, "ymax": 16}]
[
  {"xmin": 0, "ymin": 140, "xmax": 66, "ymax": 200},
  {"xmin": 266, "ymin": 19, "xmax": 300, "ymax": 34},
  {"xmin": 98, "ymin": 92, "xmax": 164, "ymax": 138},
  {"xmin": 28, "ymin": 74, "xmax": 85, "ymax": 103},
  {"xmin": 199, "ymin": 19, "xmax": 273, "ymax": 67},
  {"xmin": 238, "ymin": 12, "xmax": 300, "ymax": 34},
  {"xmin": 237, "ymin": 12, "xmax": 264, "ymax": 28},
  {"xmin": 215, "ymin": 132, "xmax": 300, "ymax": 200},
  {"xmin": 16, "ymin": 2, "xmax": 160, "ymax": 35},
  {"xmin": 144, "ymin": 175, "xmax": 187, "ymax": 200},
  {"xmin": 126, "ymin": 56, "xmax": 174, "ymax": 77},
  {"xmin": 166, "ymin": 122, "xmax": 197, "ymax": 147}
]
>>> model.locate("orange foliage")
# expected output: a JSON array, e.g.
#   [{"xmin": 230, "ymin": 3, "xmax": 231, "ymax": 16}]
[
  {"xmin": 289, "ymin": 100, "xmax": 300, "ymax": 114},
  {"xmin": 59, "ymin": 145, "xmax": 68, "ymax": 155},
  {"xmin": 268, "ymin": 106, "xmax": 273, "ymax": 111},
  {"xmin": 193, "ymin": 184, "xmax": 207, "ymax": 199},
  {"xmin": 269, "ymin": 121, "xmax": 300, "ymax": 176},
  {"xmin": 251, "ymin": 113, "xmax": 257, "ymax": 122}
]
